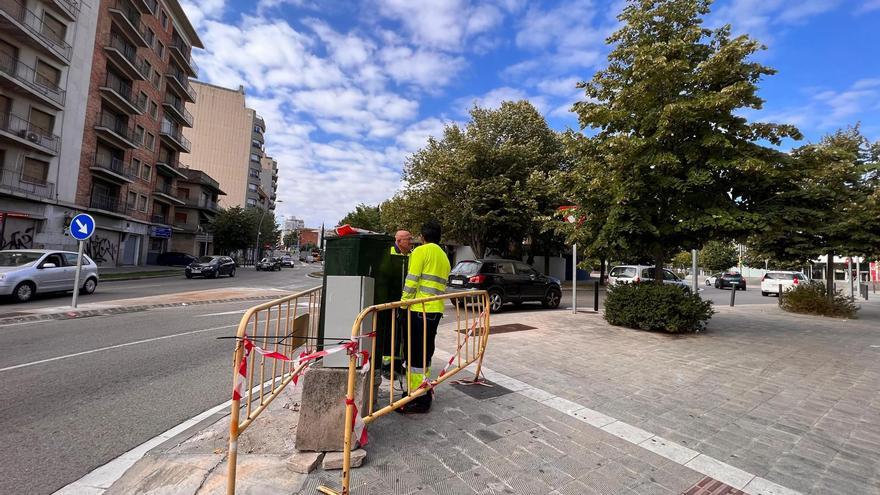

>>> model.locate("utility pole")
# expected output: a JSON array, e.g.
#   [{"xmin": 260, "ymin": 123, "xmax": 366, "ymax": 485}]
[{"xmin": 691, "ymin": 249, "xmax": 698, "ymax": 293}]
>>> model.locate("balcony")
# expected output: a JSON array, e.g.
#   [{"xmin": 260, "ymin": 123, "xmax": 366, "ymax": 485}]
[
  {"xmin": 98, "ymin": 72, "xmax": 145, "ymax": 115},
  {"xmin": 0, "ymin": 112, "xmax": 60, "ymax": 155},
  {"xmin": 108, "ymin": 0, "xmax": 149, "ymax": 48},
  {"xmin": 90, "ymin": 153, "xmax": 135, "ymax": 183},
  {"xmin": 94, "ymin": 111, "xmax": 139, "ymax": 149},
  {"xmin": 132, "ymin": 0, "xmax": 156, "ymax": 14},
  {"xmin": 46, "ymin": 0, "xmax": 78, "ymax": 21},
  {"xmin": 155, "ymin": 156, "xmax": 187, "ymax": 179},
  {"xmin": 159, "ymin": 120, "xmax": 191, "ymax": 153},
  {"xmin": 0, "ymin": 167, "xmax": 55, "ymax": 199},
  {"xmin": 169, "ymin": 36, "xmax": 198, "ymax": 77},
  {"xmin": 150, "ymin": 213, "xmax": 168, "ymax": 224},
  {"xmin": 254, "ymin": 115, "xmax": 265, "ymax": 131},
  {"xmin": 90, "ymin": 192, "xmax": 129, "ymax": 216},
  {"xmin": 104, "ymin": 31, "xmax": 147, "ymax": 81},
  {"xmin": 184, "ymin": 196, "xmax": 219, "ymax": 212},
  {"xmin": 162, "ymin": 93, "xmax": 193, "ymax": 127},
  {"xmin": 0, "ymin": 51, "xmax": 65, "ymax": 109},
  {"xmin": 164, "ymin": 65, "xmax": 196, "ymax": 102},
  {"xmin": 153, "ymin": 181, "xmax": 184, "ymax": 205},
  {"xmin": 0, "ymin": 0, "xmax": 72, "ymax": 62}
]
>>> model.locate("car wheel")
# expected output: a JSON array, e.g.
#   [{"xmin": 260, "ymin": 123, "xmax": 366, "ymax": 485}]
[
  {"xmin": 761, "ymin": 291, "xmax": 768, "ymax": 296},
  {"xmin": 12, "ymin": 282, "xmax": 35, "ymax": 303},
  {"xmin": 705, "ymin": 280, "xmax": 711, "ymax": 286},
  {"xmin": 543, "ymin": 288, "xmax": 561, "ymax": 309},
  {"xmin": 229, "ymin": 268, "xmax": 236, "ymax": 277},
  {"xmin": 186, "ymin": 273, "xmax": 193, "ymax": 279},
  {"xmin": 488, "ymin": 291, "xmax": 503, "ymax": 312},
  {"xmin": 80, "ymin": 277, "xmax": 97, "ymax": 295}
]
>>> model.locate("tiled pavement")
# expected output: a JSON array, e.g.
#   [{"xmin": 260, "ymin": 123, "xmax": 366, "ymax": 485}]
[{"xmin": 300, "ymin": 301, "xmax": 880, "ymax": 495}]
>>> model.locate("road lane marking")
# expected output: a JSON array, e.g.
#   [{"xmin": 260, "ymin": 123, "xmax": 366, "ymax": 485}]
[
  {"xmin": 196, "ymin": 303, "xmax": 312, "ymax": 318},
  {"xmin": 0, "ymin": 324, "xmax": 238, "ymax": 373}
]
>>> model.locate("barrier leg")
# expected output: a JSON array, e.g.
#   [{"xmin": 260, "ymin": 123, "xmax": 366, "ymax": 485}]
[
  {"xmin": 227, "ymin": 344, "xmax": 244, "ymax": 495},
  {"xmin": 340, "ymin": 350, "xmax": 358, "ymax": 495},
  {"xmin": 729, "ymin": 285, "xmax": 736, "ymax": 307}
]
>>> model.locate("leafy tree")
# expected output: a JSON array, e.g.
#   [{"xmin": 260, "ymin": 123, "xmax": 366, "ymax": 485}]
[
  {"xmin": 283, "ymin": 230, "xmax": 298, "ymax": 249},
  {"xmin": 672, "ymin": 251, "xmax": 692, "ymax": 273},
  {"xmin": 339, "ymin": 204, "xmax": 383, "ymax": 232},
  {"xmin": 210, "ymin": 207, "xmax": 252, "ymax": 254},
  {"xmin": 246, "ymin": 207, "xmax": 280, "ymax": 254},
  {"xmin": 562, "ymin": 0, "xmax": 800, "ymax": 284},
  {"xmin": 392, "ymin": 101, "xmax": 564, "ymax": 258},
  {"xmin": 747, "ymin": 127, "xmax": 880, "ymax": 297},
  {"xmin": 700, "ymin": 241, "xmax": 737, "ymax": 273}
]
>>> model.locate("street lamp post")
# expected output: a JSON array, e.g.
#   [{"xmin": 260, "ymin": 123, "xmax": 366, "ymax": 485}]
[{"xmin": 254, "ymin": 200, "xmax": 282, "ymax": 264}]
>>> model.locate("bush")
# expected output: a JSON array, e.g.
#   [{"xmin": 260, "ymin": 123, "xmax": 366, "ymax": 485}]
[
  {"xmin": 604, "ymin": 283, "xmax": 714, "ymax": 333},
  {"xmin": 779, "ymin": 282, "xmax": 858, "ymax": 318}
]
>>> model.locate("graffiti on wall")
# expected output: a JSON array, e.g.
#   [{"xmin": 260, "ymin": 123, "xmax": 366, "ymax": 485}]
[
  {"xmin": 85, "ymin": 234, "xmax": 118, "ymax": 264},
  {"xmin": 0, "ymin": 227, "xmax": 34, "ymax": 250}
]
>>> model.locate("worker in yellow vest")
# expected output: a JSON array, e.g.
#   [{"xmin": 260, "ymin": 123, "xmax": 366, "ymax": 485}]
[
  {"xmin": 390, "ymin": 230, "xmax": 413, "ymax": 256},
  {"xmin": 398, "ymin": 220, "xmax": 450, "ymax": 414},
  {"xmin": 381, "ymin": 230, "xmax": 412, "ymax": 378}
]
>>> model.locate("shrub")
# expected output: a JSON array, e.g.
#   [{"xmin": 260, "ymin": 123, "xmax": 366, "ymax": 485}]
[
  {"xmin": 779, "ymin": 282, "xmax": 858, "ymax": 318},
  {"xmin": 604, "ymin": 283, "xmax": 714, "ymax": 333}
]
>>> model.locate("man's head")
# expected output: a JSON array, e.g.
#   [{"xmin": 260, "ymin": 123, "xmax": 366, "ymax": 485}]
[
  {"xmin": 395, "ymin": 230, "xmax": 413, "ymax": 254},
  {"xmin": 420, "ymin": 220, "xmax": 442, "ymax": 244}
]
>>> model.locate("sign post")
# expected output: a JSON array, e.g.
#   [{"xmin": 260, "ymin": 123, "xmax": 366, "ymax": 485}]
[
  {"xmin": 69, "ymin": 213, "xmax": 96, "ymax": 308},
  {"xmin": 692, "ymin": 249, "xmax": 698, "ymax": 293},
  {"xmin": 558, "ymin": 206, "xmax": 581, "ymax": 315}
]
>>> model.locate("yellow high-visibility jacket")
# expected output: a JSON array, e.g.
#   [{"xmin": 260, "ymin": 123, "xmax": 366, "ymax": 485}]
[{"xmin": 401, "ymin": 243, "xmax": 450, "ymax": 313}]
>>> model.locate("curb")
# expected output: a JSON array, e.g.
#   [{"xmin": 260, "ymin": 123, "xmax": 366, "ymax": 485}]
[
  {"xmin": 0, "ymin": 294, "xmax": 281, "ymax": 326},
  {"xmin": 102, "ymin": 272, "xmax": 182, "ymax": 283},
  {"xmin": 307, "ymin": 271, "xmax": 323, "ymax": 279}
]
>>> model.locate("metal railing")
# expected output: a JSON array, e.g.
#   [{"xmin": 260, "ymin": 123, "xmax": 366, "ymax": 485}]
[
  {"xmin": 109, "ymin": 0, "xmax": 145, "ymax": 40},
  {"xmin": 102, "ymin": 71, "xmax": 144, "ymax": 112},
  {"xmin": 0, "ymin": 0, "xmax": 72, "ymax": 60},
  {"xmin": 151, "ymin": 213, "xmax": 168, "ymax": 224},
  {"xmin": 106, "ymin": 31, "xmax": 148, "ymax": 77},
  {"xmin": 154, "ymin": 180, "xmax": 175, "ymax": 196},
  {"xmin": 90, "ymin": 192, "xmax": 128, "ymax": 214},
  {"xmin": 163, "ymin": 93, "xmax": 194, "ymax": 126},
  {"xmin": 0, "ymin": 111, "xmax": 60, "ymax": 154},
  {"xmin": 0, "ymin": 167, "xmax": 55, "ymax": 198},
  {"xmin": 227, "ymin": 287, "xmax": 323, "ymax": 494},
  {"xmin": 160, "ymin": 120, "xmax": 192, "ymax": 151},
  {"xmin": 165, "ymin": 65, "xmax": 197, "ymax": 101},
  {"xmin": 134, "ymin": 0, "xmax": 155, "ymax": 14},
  {"xmin": 92, "ymin": 152, "xmax": 134, "ymax": 178},
  {"xmin": 95, "ymin": 111, "xmax": 135, "ymax": 144},
  {"xmin": 185, "ymin": 196, "xmax": 218, "ymax": 211},
  {"xmin": 169, "ymin": 36, "xmax": 198, "ymax": 74},
  {"xmin": 0, "ymin": 51, "xmax": 66, "ymax": 105},
  {"xmin": 50, "ymin": 0, "xmax": 78, "ymax": 19}
]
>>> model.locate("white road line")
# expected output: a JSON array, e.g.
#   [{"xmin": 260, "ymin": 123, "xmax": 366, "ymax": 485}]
[
  {"xmin": 195, "ymin": 303, "xmax": 311, "ymax": 318},
  {"xmin": 0, "ymin": 324, "xmax": 237, "ymax": 373}
]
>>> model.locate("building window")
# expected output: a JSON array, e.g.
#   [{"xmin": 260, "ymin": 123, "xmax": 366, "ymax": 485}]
[
  {"xmin": 29, "ymin": 108, "xmax": 55, "ymax": 134},
  {"xmin": 150, "ymin": 237, "xmax": 164, "ymax": 251},
  {"xmin": 250, "ymin": 153, "xmax": 260, "ymax": 162},
  {"xmin": 149, "ymin": 100, "xmax": 158, "ymax": 119},
  {"xmin": 127, "ymin": 191, "xmax": 137, "ymax": 208},
  {"xmin": 151, "ymin": 70, "xmax": 161, "ymax": 89},
  {"xmin": 248, "ymin": 183, "xmax": 257, "ymax": 191},
  {"xmin": 252, "ymin": 139, "xmax": 261, "ymax": 148},
  {"xmin": 132, "ymin": 158, "xmax": 141, "ymax": 177},
  {"xmin": 178, "ymin": 187, "xmax": 189, "ymax": 199},
  {"xmin": 134, "ymin": 125, "xmax": 145, "ymax": 145},
  {"xmin": 21, "ymin": 158, "xmax": 49, "ymax": 184},
  {"xmin": 147, "ymin": 28, "xmax": 156, "ymax": 47},
  {"xmin": 246, "ymin": 198, "xmax": 257, "ymax": 206},
  {"xmin": 157, "ymin": 41, "xmax": 165, "ymax": 60},
  {"xmin": 141, "ymin": 163, "xmax": 151, "ymax": 181},
  {"xmin": 175, "ymin": 212, "xmax": 187, "ymax": 224},
  {"xmin": 143, "ymin": 59, "xmax": 152, "ymax": 78},
  {"xmin": 41, "ymin": 13, "xmax": 66, "ymax": 45},
  {"xmin": 253, "ymin": 125, "xmax": 262, "ymax": 133},
  {"xmin": 138, "ymin": 195, "xmax": 147, "ymax": 212},
  {"xmin": 35, "ymin": 60, "xmax": 61, "ymax": 89},
  {"xmin": 138, "ymin": 91, "xmax": 148, "ymax": 110},
  {"xmin": 248, "ymin": 168, "xmax": 260, "ymax": 178},
  {"xmin": 160, "ymin": 10, "xmax": 169, "ymax": 29},
  {"xmin": 145, "ymin": 132, "xmax": 155, "ymax": 151}
]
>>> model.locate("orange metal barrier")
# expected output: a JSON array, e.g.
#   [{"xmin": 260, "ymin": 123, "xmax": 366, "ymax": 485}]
[
  {"xmin": 318, "ymin": 290, "xmax": 491, "ymax": 495},
  {"xmin": 227, "ymin": 286, "xmax": 322, "ymax": 495}
]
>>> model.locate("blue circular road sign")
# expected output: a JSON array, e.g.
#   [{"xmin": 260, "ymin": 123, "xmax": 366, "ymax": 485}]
[{"xmin": 70, "ymin": 213, "xmax": 96, "ymax": 241}]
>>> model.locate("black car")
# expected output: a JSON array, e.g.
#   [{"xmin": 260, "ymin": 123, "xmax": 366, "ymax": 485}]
[
  {"xmin": 156, "ymin": 251, "xmax": 197, "ymax": 266},
  {"xmin": 447, "ymin": 259, "xmax": 562, "ymax": 312},
  {"xmin": 256, "ymin": 257, "xmax": 282, "ymax": 271},
  {"xmin": 185, "ymin": 255, "xmax": 236, "ymax": 279},
  {"xmin": 715, "ymin": 272, "xmax": 746, "ymax": 290}
]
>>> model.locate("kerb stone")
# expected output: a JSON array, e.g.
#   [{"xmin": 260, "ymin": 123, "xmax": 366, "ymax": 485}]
[
  {"xmin": 323, "ymin": 449, "xmax": 367, "ymax": 470},
  {"xmin": 295, "ymin": 366, "xmax": 375, "ymax": 452}
]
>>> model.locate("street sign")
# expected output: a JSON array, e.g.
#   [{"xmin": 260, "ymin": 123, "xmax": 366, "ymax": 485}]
[
  {"xmin": 150, "ymin": 226, "xmax": 172, "ymax": 238},
  {"xmin": 70, "ymin": 213, "xmax": 96, "ymax": 241}
]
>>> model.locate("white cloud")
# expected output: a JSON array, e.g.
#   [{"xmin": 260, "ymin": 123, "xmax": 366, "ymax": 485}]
[
  {"xmin": 710, "ymin": 0, "xmax": 842, "ymax": 43},
  {"xmin": 180, "ymin": 0, "xmax": 225, "ymax": 28},
  {"xmin": 379, "ymin": 46, "xmax": 466, "ymax": 90},
  {"xmin": 455, "ymin": 87, "xmax": 550, "ymax": 116},
  {"xmin": 860, "ymin": 0, "xmax": 880, "ymax": 12},
  {"xmin": 373, "ymin": 0, "xmax": 504, "ymax": 51},
  {"xmin": 755, "ymin": 79, "xmax": 880, "ymax": 131},
  {"xmin": 535, "ymin": 76, "xmax": 583, "ymax": 97}
]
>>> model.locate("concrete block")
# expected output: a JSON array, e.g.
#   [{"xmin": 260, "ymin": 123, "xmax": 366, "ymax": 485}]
[
  {"xmin": 104, "ymin": 454, "xmax": 223, "ymax": 495},
  {"xmin": 295, "ymin": 366, "xmax": 376, "ymax": 452},
  {"xmin": 289, "ymin": 452, "xmax": 324, "ymax": 474},
  {"xmin": 323, "ymin": 449, "xmax": 367, "ymax": 470}
]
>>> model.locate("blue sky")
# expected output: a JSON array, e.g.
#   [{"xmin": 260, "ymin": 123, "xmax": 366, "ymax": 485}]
[{"xmin": 181, "ymin": 0, "xmax": 880, "ymax": 228}]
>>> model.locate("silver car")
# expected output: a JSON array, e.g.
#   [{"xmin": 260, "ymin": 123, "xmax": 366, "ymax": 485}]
[{"xmin": 0, "ymin": 249, "xmax": 99, "ymax": 303}]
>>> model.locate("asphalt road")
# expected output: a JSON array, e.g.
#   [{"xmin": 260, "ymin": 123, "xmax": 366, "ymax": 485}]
[
  {"xmin": 0, "ymin": 267, "xmax": 317, "ymax": 495},
  {"xmin": 0, "ymin": 263, "xmax": 322, "ymax": 311}
]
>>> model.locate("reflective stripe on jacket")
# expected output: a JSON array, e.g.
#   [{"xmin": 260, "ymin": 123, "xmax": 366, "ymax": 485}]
[{"xmin": 401, "ymin": 243, "xmax": 450, "ymax": 313}]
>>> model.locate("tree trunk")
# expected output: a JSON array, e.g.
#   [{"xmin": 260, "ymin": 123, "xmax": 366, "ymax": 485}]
[
  {"xmin": 599, "ymin": 257, "xmax": 606, "ymax": 286},
  {"xmin": 825, "ymin": 251, "xmax": 835, "ymax": 302},
  {"xmin": 655, "ymin": 251, "xmax": 665, "ymax": 285},
  {"xmin": 544, "ymin": 245, "xmax": 551, "ymax": 275}
]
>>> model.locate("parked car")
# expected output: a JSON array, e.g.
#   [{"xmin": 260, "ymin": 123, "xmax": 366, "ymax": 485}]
[
  {"xmin": 0, "ymin": 249, "xmax": 99, "ymax": 303},
  {"xmin": 155, "ymin": 251, "xmax": 198, "ymax": 266},
  {"xmin": 185, "ymin": 256, "xmax": 236, "ymax": 279},
  {"xmin": 446, "ymin": 259, "xmax": 562, "ymax": 312},
  {"xmin": 705, "ymin": 273, "xmax": 722, "ymax": 286},
  {"xmin": 761, "ymin": 271, "xmax": 809, "ymax": 296},
  {"xmin": 607, "ymin": 265, "xmax": 689, "ymax": 288},
  {"xmin": 715, "ymin": 272, "xmax": 747, "ymax": 291},
  {"xmin": 280, "ymin": 255, "xmax": 295, "ymax": 267},
  {"xmin": 256, "ymin": 257, "xmax": 282, "ymax": 271}
]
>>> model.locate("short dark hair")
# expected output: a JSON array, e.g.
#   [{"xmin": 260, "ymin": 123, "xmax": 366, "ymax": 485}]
[{"xmin": 421, "ymin": 220, "xmax": 441, "ymax": 244}]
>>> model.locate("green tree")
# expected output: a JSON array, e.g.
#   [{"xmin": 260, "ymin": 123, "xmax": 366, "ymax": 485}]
[
  {"xmin": 339, "ymin": 204, "xmax": 383, "ymax": 232},
  {"xmin": 562, "ymin": 0, "xmax": 800, "ymax": 284},
  {"xmin": 210, "ymin": 207, "xmax": 252, "ymax": 254},
  {"xmin": 672, "ymin": 251, "xmax": 692, "ymax": 273},
  {"xmin": 747, "ymin": 127, "xmax": 880, "ymax": 297},
  {"xmin": 700, "ymin": 241, "xmax": 737, "ymax": 273},
  {"xmin": 245, "ymin": 207, "xmax": 280, "ymax": 252},
  {"xmin": 283, "ymin": 230, "xmax": 298, "ymax": 249},
  {"xmin": 392, "ymin": 100, "xmax": 564, "ymax": 258}
]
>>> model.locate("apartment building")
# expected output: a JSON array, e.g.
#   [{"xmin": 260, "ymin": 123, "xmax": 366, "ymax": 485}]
[
  {"xmin": 259, "ymin": 154, "xmax": 277, "ymax": 211},
  {"xmin": 1, "ymin": 0, "xmax": 99, "ymax": 250},
  {"xmin": 183, "ymin": 81, "xmax": 269, "ymax": 210},
  {"xmin": 169, "ymin": 167, "xmax": 222, "ymax": 257}
]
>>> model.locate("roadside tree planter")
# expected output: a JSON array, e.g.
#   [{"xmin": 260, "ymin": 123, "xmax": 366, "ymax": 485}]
[
  {"xmin": 604, "ymin": 283, "xmax": 714, "ymax": 333},
  {"xmin": 779, "ymin": 282, "xmax": 858, "ymax": 319}
]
